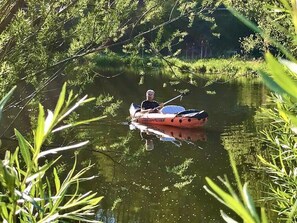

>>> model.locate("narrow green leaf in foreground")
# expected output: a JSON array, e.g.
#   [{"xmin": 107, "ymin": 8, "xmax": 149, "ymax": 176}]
[
  {"xmin": 228, "ymin": 7, "xmax": 262, "ymax": 34},
  {"xmin": 261, "ymin": 208, "xmax": 268, "ymax": 223},
  {"xmin": 264, "ymin": 52, "xmax": 297, "ymax": 100},
  {"xmin": 52, "ymin": 116, "xmax": 106, "ymax": 133},
  {"xmin": 205, "ymin": 177, "xmax": 255, "ymax": 222},
  {"xmin": 242, "ymin": 183, "xmax": 260, "ymax": 223},
  {"xmin": 53, "ymin": 168, "xmax": 60, "ymax": 192},
  {"xmin": 220, "ymin": 210, "xmax": 238, "ymax": 223},
  {"xmin": 259, "ymin": 70, "xmax": 287, "ymax": 96},
  {"xmin": 0, "ymin": 86, "xmax": 16, "ymax": 121},
  {"xmin": 37, "ymin": 141, "xmax": 89, "ymax": 158},
  {"xmin": 15, "ymin": 129, "xmax": 32, "ymax": 169},
  {"xmin": 35, "ymin": 104, "xmax": 45, "ymax": 153},
  {"xmin": 53, "ymin": 83, "xmax": 66, "ymax": 120}
]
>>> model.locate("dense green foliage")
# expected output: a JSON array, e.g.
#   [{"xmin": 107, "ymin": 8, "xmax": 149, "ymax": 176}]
[
  {"xmin": 94, "ymin": 54, "xmax": 265, "ymax": 81},
  {"xmin": 0, "ymin": 0, "xmax": 213, "ymax": 95},
  {"xmin": 0, "ymin": 83, "xmax": 104, "ymax": 222},
  {"xmin": 222, "ymin": 0, "xmax": 297, "ymax": 57},
  {"xmin": 205, "ymin": 0, "xmax": 297, "ymax": 222},
  {"xmin": 3, "ymin": 0, "xmax": 297, "ymax": 222}
]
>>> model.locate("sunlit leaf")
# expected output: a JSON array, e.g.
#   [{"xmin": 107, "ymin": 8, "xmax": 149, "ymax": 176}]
[
  {"xmin": 220, "ymin": 210, "xmax": 239, "ymax": 223},
  {"xmin": 264, "ymin": 52, "xmax": 297, "ymax": 100},
  {"xmin": 0, "ymin": 86, "xmax": 16, "ymax": 121},
  {"xmin": 53, "ymin": 83, "xmax": 66, "ymax": 120},
  {"xmin": 287, "ymin": 199, "xmax": 297, "ymax": 223},
  {"xmin": 279, "ymin": 58, "xmax": 297, "ymax": 76},
  {"xmin": 58, "ymin": 95, "xmax": 89, "ymax": 122},
  {"xmin": 242, "ymin": 183, "xmax": 260, "ymax": 223},
  {"xmin": 35, "ymin": 104, "xmax": 45, "ymax": 152},
  {"xmin": 52, "ymin": 116, "xmax": 106, "ymax": 133},
  {"xmin": 228, "ymin": 7, "xmax": 262, "ymax": 34},
  {"xmin": 15, "ymin": 189, "xmax": 42, "ymax": 211},
  {"xmin": 282, "ymin": 110, "xmax": 297, "ymax": 127},
  {"xmin": 44, "ymin": 109, "xmax": 54, "ymax": 135},
  {"xmin": 261, "ymin": 208, "xmax": 268, "ymax": 223},
  {"xmin": 259, "ymin": 70, "xmax": 287, "ymax": 96},
  {"xmin": 15, "ymin": 129, "xmax": 32, "ymax": 169},
  {"xmin": 37, "ymin": 141, "xmax": 89, "ymax": 158},
  {"xmin": 26, "ymin": 159, "xmax": 58, "ymax": 183},
  {"xmin": 205, "ymin": 177, "xmax": 255, "ymax": 222},
  {"xmin": 278, "ymin": 0, "xmax": 291, "ymax": 10},
  {"xmin": 53, "ymin": 168, "xmax": 60, "ymax": 192}
]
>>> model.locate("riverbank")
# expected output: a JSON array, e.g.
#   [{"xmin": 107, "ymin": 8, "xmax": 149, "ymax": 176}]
[{"xmin": 93, "ymin": 54, "xmax": 266, "ymax": 81}]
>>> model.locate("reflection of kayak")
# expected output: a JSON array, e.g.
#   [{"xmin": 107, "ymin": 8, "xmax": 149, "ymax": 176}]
[
  {"xmin": 129, "ymin": 103, "xmax": 208, "ymax": 128},
  {"xmin": 149, "ymin": 124, "xmax": 207, "ymax": 142},
  {"xmin": 130, "ymin": 121, "xmax": 207, "ymax": 142}
]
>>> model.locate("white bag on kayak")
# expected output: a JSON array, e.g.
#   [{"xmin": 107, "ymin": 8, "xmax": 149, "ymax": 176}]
[{"xmin": 160, "ymin": 105, "xmax": 185, "ymax": 114}]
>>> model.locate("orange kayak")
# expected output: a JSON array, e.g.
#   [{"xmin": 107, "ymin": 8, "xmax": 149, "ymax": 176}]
[{"xmin": 129, "ymin": 103, "xmax": 208, "ymax": 128}]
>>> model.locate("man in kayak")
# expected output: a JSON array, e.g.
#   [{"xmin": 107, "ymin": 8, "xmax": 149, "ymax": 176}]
[{"xmin": 141, "ymin": 89, "xmax": 164, "ymax": 113}]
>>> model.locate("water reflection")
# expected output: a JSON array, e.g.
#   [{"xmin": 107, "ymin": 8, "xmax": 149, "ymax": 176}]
[
  {"xmin": 76, "ymin": 74, "xmax": 268, "ymax": 222},
  {"xmin": 130, "ymin": 122, "xmax": 207, "ymax": 149},
  {"xmin": 0, "ymin": 70, "xmax": 269, "ymax": 222}
]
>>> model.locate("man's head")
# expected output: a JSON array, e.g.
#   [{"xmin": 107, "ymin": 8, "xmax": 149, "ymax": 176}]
[{"xmin": 146, "ymin": 89, "xmax": 155, "ymax": 101}]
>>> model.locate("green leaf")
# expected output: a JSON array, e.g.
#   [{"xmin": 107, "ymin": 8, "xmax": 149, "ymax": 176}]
[
  {"xmin": 58, "ymin": 95, "xmax": 88, "ymax": 122},
  {"xmin": 259, "ymin": 70, "xmax": 287, "ymax": 96},
  {"xmin": 52, "ymin": 116, "xmax": 106, "ymax": 133},
  {"xmin": 279, "ymin": 58, "xmax": 297, "ymax": 77},
  {"xmin": 205, "ymin": 177, "xmax": 255, "ymax": 222},
  {"xmin": 228, "ymin": 7, "xmax": 262, "ymax": 34},
  {"xmin": 257, "ymin": 155, "xmax": 279, "ymax": 170},
  {"xmin": 261, "ymin": 208, "xmax": 268, "ymax": 223},
  {"xmin": 44, "ymin": 109, "xmax": 54, "ymax": 136},
  {"xmin": 0, "ymin": 86, "xmax": 16, "ymax": 121},
  {"xmin": 279, "ymin": 0, "xmax": 291, "ymax": 10},
  {"xmin": 35, "ymin": 103, "xmax": 45, "ymax": 153},
  {"xmin": 15, "ymin": 189, "xmax": 43, "ymax": 212},
  {"xmin": 264, "ymin": 52, "xmax": 297, "ymax": 100},
  {"xmin": 26, "ymin": 158, "xmax": 59, "ymax": 183},
  {"xmin": 37, "ymin": 141, "xmax": 89, "ymax": 158},
  {"xmin": 242, "ymin": 183, "xmax": 260, "ymax": 223},
  {"xmin": 286, "ymin": 196, "xmax": 297, "ymax": 222},
  {"xmin": 15, "ymin": 129, "xmax": 32, "ymax": 169},
  {"xmin": 3, "ymin": 165, "xmax": 16, "ymax": 193},
  {"xmin": 0, "ymin": 203, "xmax": 9, "ymax": 220},
  {"xmin": 53, "ymin": 83, "xmax": 66, "ymax": 120},
  {"xmin": 53, "ymin": 168, "xmax": 60, "ymax": 192},
  {"xmin": 220, "ymin": 210, "xmax": 239, "ymax": 223}
]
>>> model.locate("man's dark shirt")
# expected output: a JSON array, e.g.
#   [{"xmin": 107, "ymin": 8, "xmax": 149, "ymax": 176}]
[{"xmin": 141, "ymin": 100, "xmax": 159, "ymax": 110}]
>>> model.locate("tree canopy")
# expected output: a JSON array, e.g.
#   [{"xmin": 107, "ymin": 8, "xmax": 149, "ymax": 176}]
[
  {"xmin": 0, "ymin": 0, "xmax": 215, "ymax": 94},
  {"xmin": 222, "ymin": 0, "xmax": 297, "ymax": 57}
]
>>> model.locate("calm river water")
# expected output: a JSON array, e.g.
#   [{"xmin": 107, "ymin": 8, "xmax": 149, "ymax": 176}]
[{"xmin": 1, "ymin": 71, "xmax": 267, "ymax": 222}]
